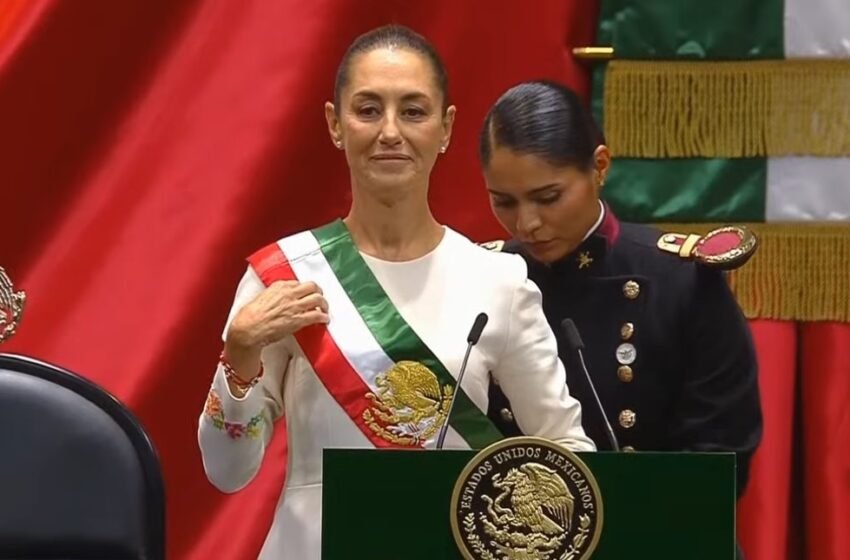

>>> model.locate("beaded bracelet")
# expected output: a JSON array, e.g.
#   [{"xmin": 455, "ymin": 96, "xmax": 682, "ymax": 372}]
[{"xmin": 219, "ymin": 351, "xmax": 264, "ymax": 391}]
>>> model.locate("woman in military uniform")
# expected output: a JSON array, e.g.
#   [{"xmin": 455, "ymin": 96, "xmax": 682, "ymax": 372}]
[{"xmin": 478, "ymin": 80, "xmax": 762, "ymax": 499}]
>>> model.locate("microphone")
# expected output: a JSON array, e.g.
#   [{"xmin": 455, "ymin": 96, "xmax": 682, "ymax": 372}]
[
  {"xmin": 561, "ymin": 318, "xmax": 620, "ymax": 452},
  {"xmin": 435, "ymin": 312, "xmax": 488, "ymax": 449}
]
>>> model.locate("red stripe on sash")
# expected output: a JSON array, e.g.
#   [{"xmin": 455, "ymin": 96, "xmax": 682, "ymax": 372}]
[{"xmin": 247, "ymin": 242, "xmax": 402, "ymax": 449}]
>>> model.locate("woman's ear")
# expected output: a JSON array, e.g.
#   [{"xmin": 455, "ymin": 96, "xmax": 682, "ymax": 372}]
[
  {"xmin": 592, "ymin": 144, "xmax": 611, "ymax": 193},
  {"xmin": 440, "ymin": 105, "xmax": 457, "ymax": 153},
  {"xmin": 325, "ymin": 101, "xmax": 343, "ymax": 149}
]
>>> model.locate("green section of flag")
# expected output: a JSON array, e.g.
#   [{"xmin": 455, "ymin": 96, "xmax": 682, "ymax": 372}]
[
  {"xmin": 599, "ymin": 0, "xmax": 784, "ymax": 59},
  {"xmin": 591, "ymin": 0, "xmax": 776, "ymax": 223},
  {"xmin": 593, "ymin": 65, "xmax": 767, "ymax": 223},
  {"xmin": 603, "ymin": 158, "xmax": 766, "ymax": 223}
]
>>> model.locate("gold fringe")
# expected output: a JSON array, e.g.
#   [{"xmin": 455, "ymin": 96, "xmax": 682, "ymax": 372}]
[
  {"xmin": 605, "ymin": 60, "xmax": 850, "ymax": 158},
  {"xmin": 654, "ymin": 223, "xmax": 850, "ymax": 322}
]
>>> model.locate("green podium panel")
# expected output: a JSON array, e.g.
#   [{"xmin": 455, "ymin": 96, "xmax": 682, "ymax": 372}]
[{"xmin": 322, "ymin": 449, "xmax": 735, "ymax": 559}]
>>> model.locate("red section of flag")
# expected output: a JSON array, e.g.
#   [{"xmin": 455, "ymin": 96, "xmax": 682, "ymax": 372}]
[
  {"xmin": 736, "ymin": 320, "xmax": 798, "ymax": 560},
  {"xmin": 801, "ymin": 323, "xmax": 850, "ymax": 560}
]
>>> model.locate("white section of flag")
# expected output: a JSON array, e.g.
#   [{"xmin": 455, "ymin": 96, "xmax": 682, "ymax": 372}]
[
  {"xmin": 765, "ymin": 0, "xmax": 850, "ymax": 221},
  {"xmin": 766, "ymin": 158, "xmax": 850, "ymax": 221},
  {"xmin": 784, "ymin": 0, "xmax": 850, "ymax": 57}
]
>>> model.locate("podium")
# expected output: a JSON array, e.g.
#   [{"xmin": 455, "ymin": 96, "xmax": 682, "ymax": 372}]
[{"xmin": 322, "ymin": 441, "xmax": 735, "ymax": 559}]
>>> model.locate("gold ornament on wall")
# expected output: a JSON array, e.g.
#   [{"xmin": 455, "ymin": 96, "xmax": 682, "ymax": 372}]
[{"xmin": 0, "ymin": 266, "xmax": 25, "ymax": 344}]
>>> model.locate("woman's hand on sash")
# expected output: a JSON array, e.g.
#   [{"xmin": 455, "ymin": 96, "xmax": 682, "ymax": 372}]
[{"xmin": 223, "ymin": 280, "xmax": 329, "ymax": 385}]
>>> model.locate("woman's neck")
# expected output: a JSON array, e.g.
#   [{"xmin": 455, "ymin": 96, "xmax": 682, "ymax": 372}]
[{"xmin": 344, "ymin": 182, "xmax": 444, "ymax": 262}]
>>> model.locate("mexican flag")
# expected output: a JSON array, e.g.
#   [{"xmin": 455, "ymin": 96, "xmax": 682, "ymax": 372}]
[
  {"xmin": 591, "ymin": 0, "xmax": 850, "ymax": 324},
  {"xmin": 587, "ymin": 3, "xmax": 850, "ymax": 560}
]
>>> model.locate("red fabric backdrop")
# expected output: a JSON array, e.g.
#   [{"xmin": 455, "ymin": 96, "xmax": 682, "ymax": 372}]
[{"xmin": 2, "ymin": 2, "xmax": 847, "ymax": 559}]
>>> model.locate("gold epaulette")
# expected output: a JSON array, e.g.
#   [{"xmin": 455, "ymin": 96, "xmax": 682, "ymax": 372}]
[{"xmin": 656, "ymin": 225, "xmax": 758, "ymax": 271}]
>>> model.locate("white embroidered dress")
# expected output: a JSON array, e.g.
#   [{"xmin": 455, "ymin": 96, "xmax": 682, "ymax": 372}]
[{"xmin": 198, "ymin": 225, "xmax": 594, "ymax": 560}]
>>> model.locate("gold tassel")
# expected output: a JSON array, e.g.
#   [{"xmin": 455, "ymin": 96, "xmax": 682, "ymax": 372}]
[
  {"xmin": 654, "ymin": 223, "xmax": 850, "ymax": 322},
  {"xmin": 605, "ymin": 60, "xmax": 850, "ymax": 158}
]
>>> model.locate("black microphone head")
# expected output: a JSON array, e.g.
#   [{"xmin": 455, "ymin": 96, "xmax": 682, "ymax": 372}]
[
  {"xmin": 467, "ymin": 313, "xmax": 489, "ymax": 344},
  {"xmin": 561, "ymin": 318, "xmax": 584, "ymax": 352}
]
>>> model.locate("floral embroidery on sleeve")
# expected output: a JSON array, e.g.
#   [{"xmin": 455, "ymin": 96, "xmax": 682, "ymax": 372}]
[{"xmin": 204, "ymin": 389, "xmax": 263, "ymax": 439}]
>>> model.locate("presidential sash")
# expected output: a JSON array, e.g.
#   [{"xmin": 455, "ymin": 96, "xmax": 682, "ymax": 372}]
[{"xmin": 248, "ymin": 220, "xmax": 502, "ymax": 449}]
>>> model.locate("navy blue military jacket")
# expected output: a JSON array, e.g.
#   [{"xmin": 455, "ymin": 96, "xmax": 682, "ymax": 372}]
[{"xmin": 487, "ymin": 207, "xmax": 763, "ymax": 496}]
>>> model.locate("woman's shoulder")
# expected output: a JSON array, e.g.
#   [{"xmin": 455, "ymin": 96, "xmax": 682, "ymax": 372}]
[
  {"xmin": 444, "ymin": 228, "xmax": 529, "ymax": 285},
  {"xmin": 606, "ymin": 224, "xmax": 714, "ymax": 301}
]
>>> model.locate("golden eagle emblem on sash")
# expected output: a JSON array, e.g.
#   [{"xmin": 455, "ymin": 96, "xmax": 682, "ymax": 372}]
[{"xmin": 363, "ymin": 361, "xmax": 453, "ymax": 446}]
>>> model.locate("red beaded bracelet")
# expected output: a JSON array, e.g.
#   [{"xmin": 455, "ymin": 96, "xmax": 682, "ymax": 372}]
[{"xmin": 219, "ymin": 351, "xmax": 264, "ymax": 389}]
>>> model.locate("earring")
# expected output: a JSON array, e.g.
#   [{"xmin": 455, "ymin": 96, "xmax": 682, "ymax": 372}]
[
  {"xmin": 334, "ymin": 140, "xmax": 343, "ymax": 149},
  {"xmin": 440, "ymin": 145, "xmax": 447, "ymax": 154}
]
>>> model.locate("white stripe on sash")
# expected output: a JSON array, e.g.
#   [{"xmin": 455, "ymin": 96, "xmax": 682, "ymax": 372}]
[{"xmin": 278, "ymin": 231, "xmax": 466, "ymax": 449}]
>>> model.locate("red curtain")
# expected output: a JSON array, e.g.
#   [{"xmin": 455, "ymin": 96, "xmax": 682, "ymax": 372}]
[
  {"xmin": 800, "ymin": 323, "xmax": 850, "ymax": 560},
  {"xmin": 736, "ymin": 322, "xmax": 850, "ymax": 560},
  {"xmin": 3, "ymin": 2, "xmax": 847, "ymax": 559},
  {"xmin": 737, "ymin": 321, "xmax": 798, "ymax": 559}
]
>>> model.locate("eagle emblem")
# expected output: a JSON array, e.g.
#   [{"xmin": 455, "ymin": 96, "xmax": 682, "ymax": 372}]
[
  {"xmin": 451, "ymin": 437, "xmax": 602, "ymax": 560},
  {"xmin": 362, "ymin": 361, "xmax": 453, "ymax": 446},
  {"xmin": 483, "ymin": 463, "xmax": 575, "ymax": 535}
]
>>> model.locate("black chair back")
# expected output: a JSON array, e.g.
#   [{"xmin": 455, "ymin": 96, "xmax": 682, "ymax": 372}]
[{"xmin": 0, "ymin": 353, "xmax": 165, "ymax": 559}]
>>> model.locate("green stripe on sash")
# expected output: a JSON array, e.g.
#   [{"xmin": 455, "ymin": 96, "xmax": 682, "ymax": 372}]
[{"xmin": 313, "ymin": 220, "xmax": 503, "ymax": 449}]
